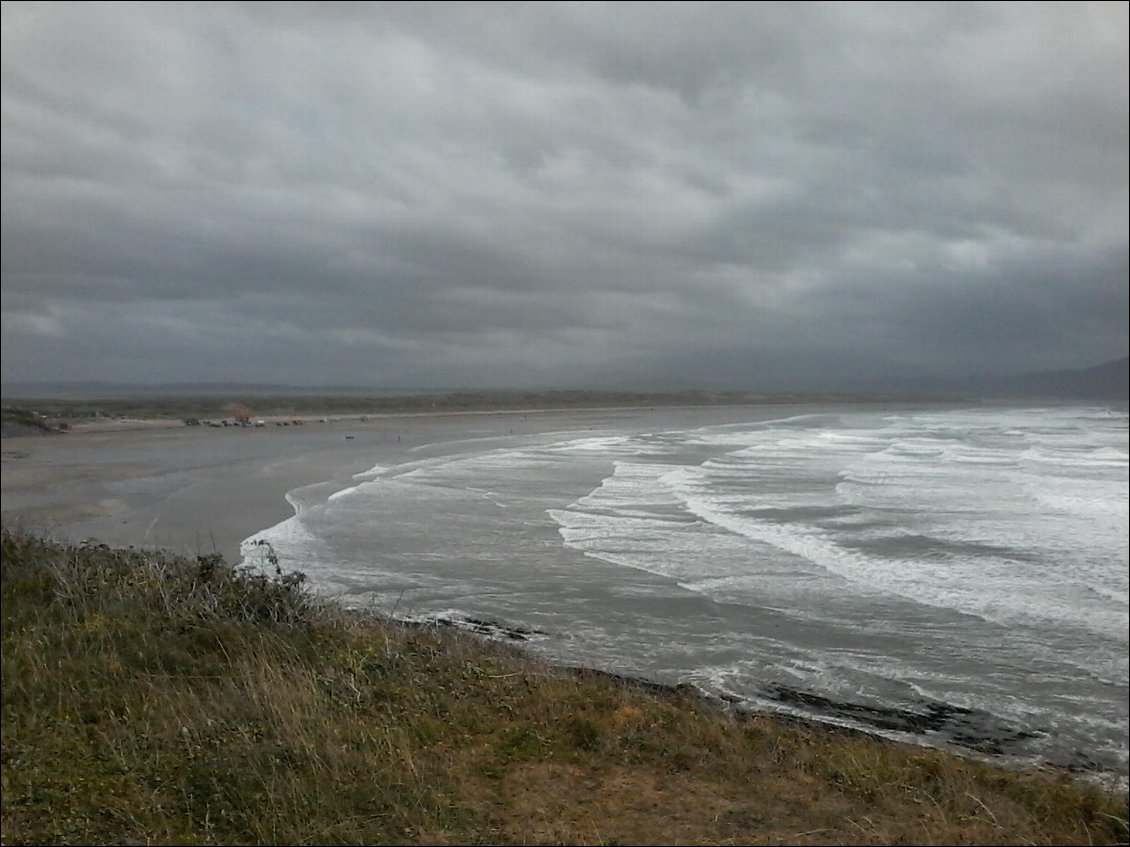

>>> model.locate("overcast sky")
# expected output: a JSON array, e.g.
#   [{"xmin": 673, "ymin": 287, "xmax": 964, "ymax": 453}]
[{"xmin": 2, "ymin": 2, "xmax": 1126, "ymax": 390}]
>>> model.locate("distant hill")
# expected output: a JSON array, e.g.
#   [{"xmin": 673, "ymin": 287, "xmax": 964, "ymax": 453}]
[
  {"xmin": 3, "ymin": 357, "xmax": 1126, "ymax": 404},
  {"xmin": 0, "ymin": 408, "xmax": 62, "ymax": 437},
  {"xmin": 970, "ymin": 357, "xmax": 1129, "ymax": 400}
]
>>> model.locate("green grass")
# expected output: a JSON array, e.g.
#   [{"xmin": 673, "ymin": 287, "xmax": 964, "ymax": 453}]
[{"xmin": 2, "ymin": 530, "xmax": 1126, "ymax": 845}]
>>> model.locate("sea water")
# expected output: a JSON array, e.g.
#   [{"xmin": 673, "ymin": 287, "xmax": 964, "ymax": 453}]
[{"xmin": 242, "ymin": 404, "xmax": 1128, "ymax": 779}]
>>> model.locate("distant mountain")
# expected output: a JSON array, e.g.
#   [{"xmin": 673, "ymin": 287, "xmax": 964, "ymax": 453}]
[
  {"xmin": 3, "ymin": 358, "xmax": 1125, "ymax": 403},
  {"xmin": 967, "ymin": 357, "xmax": 1129, "ymax": 400}
]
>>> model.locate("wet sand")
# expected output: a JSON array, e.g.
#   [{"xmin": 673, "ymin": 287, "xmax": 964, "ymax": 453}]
[{"xmin": 1, "ymin": 404, "xmax": 772, "ymax": 565}]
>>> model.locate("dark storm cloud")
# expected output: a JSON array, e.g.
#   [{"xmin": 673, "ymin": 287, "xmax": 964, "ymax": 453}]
[{"xmin": 2, "ymin": 1, "xmax": 1126, "ymax": 388}]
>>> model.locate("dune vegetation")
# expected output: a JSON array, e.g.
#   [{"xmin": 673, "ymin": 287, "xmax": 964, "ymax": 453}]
[
  {"xmin": 2, "ymin": 388, "xmax": 938, "ymax": 430},
  {"xmin": 1, "ymin": 529, "xmax": 1126, "ymax": 846}
]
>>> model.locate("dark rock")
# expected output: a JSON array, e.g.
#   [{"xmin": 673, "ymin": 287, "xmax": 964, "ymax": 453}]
[{"xmin": 758, "ymin": 682, "xmax": 1041, "ymax": 755}]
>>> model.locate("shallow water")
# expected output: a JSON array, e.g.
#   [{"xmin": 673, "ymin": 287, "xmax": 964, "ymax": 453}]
[{"xmin": 242, "ymin": 404, "xmax": 1129, "ymax": 779}]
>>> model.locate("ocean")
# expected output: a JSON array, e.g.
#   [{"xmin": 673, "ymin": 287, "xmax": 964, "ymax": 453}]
[{"xmin": 241, "ymin": 404, "xmax": 1128, "ymax": 780}]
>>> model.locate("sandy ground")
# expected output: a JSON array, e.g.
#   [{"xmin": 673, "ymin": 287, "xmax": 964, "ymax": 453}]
[{"xmin": 2, "ymin": 405, "xmax": 768, "ymax": 565}]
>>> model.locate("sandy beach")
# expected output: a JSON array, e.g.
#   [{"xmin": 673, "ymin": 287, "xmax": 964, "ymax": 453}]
[
  {"xmin": 4, "ymin": 400, "xmax": 1127, "ymax": 782},
  {"xmin": 1, "ymin": 404, "xmax": 772, "ymax": 565}
]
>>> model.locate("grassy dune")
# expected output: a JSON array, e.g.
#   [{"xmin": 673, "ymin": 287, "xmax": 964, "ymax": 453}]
[
  {"xmin": 3, "ymin": 388, "xmax": 935, "ymax": 427},
  {"xmin": 1, "ymin": 530, "xmax": 1126, "ymax": 846}
]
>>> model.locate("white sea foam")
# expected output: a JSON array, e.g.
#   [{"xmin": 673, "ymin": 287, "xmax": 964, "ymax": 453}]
[
  {"xmin": 240, "ymin": 404, "xmax": 1129, "ymax": 778},
  {"xmin": 238, "ymin": 491, "xmax": 318, "ymax": 572},
  {"xmin": 351, "ymin": 463, "xmax": 389, "ymax": 480},
  {"xmin": 554, "ymin": 407, "xmax": 1128, "ymax": 639}
]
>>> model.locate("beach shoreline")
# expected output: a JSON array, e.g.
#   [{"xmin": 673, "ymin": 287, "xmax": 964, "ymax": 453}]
[
  {"xmin": 4, "ymin": 400, "xmax": 1126, "ymax": 787},
  {"xmin": 2, "ymin": 402, "xmax": 799, "ymax": 565}
]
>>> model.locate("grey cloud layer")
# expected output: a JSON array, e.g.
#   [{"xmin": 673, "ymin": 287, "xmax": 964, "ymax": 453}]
[{"xmin": 2, "ymin": 2, "xmax": 1126, "ymax": 388}]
